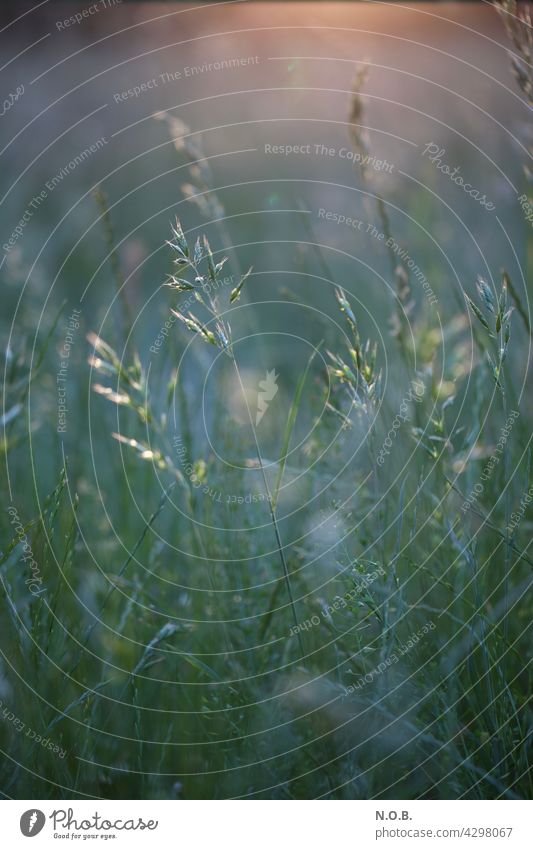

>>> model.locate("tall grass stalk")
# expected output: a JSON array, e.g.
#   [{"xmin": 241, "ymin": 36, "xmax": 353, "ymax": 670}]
[{"xmin": 162, "ymin": 219, "xmax": 305, "ymax": 658}]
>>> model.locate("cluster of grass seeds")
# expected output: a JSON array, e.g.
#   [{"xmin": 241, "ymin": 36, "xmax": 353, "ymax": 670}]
[{"xmin": 160, "ymin": 218, "xmax": 307, "ymax": 655}]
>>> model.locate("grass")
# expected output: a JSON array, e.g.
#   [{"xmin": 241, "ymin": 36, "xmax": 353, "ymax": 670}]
[{"xmin": 1, "ymin": 24, "xmax": 532, "ymax": 799}]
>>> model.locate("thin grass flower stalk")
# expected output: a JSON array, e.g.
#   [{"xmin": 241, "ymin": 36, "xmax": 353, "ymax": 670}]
[
  {"xmin": 93, "ymin": 187, "xmax": 133, "ymax": 337},
  {"xmin": 348, "ymin": 68, "xmax": 414, "ymax": 363},
  {"xmin": 165, "ymin": 219, "xmax": 305, "ymax": 659},
  {"xmin": 465, "ymin": 274, "xmax": 514, "ymax": 647}
]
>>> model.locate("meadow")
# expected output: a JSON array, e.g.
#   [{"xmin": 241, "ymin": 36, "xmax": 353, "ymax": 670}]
[{"xmin": 0, "ymin": 0, "xmax": 531, "ymax": 799}]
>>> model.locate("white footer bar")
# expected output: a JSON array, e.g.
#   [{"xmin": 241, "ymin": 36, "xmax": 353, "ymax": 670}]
[{"xmin": 2, "ymin": 799, "xmax": 530, "ymax": 847}]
